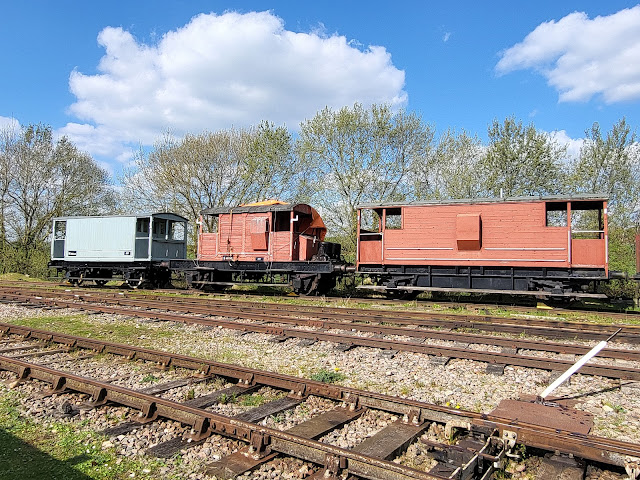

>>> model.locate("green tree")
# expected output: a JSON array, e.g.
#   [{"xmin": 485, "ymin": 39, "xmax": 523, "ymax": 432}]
[
  {"xmin": 570, "ymin": 118, "xmax": 640, "ymax": 278},
  {"xmin": 296, "ymin": 103, "xmax": 433, "ymax": 258},
  {"xmin": 120, "ymin": 122, "xmax": 296, "ymax": 238},
  {"xmin": 414, "ymin": 128, "xmax": 485, "ymax": 200},
  {"xmin": 0, "ymin": 123, "xmax": 113, "ymax": 276},
  {"xmin": 482, "ymin": 116, "xmax": 566, "ymax": 197},
  {"xmin": 571, "ymin": 118, "xmax": 639, "ymax": 228}
]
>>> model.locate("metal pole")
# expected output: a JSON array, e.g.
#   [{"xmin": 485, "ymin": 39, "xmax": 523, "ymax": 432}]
[{"xmin": 539, "ymin": 328, "xmax": 622, "ymax": 400}]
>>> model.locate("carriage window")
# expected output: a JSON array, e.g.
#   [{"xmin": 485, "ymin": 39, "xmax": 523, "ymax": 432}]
[
  {"xmin": 274, "ymin": 211, "xmax": 290, "ymax": 232},
  {"xmin": 385, "ymin": 208, "xmax": 402, "ymax": 230},
  {"xmin": 360, "ymin": 209, "xmax": 381, "ymax": 232},
  {"xmin": 136, "ymin": 218, "xmax": 149, "ymax": 234},
  {"xmin": 571, "ymin": 204, "xmax": 603, "ymax": 239},
  {"xmin": 54, "ymin": 221, "xmax": 66, "ymax": 239},
  {"xmin": 153, "ymin": 219, "xmax": 166, "ymax": 236},
  {"xmin": 204, "ymin": 217, "xmax": 218, "ymax": 233},
  {"xmin": 170, "ymin": 221, "xmax": 185, "ymax": 241},
  {"xmin": 545, "ymin": 202, "xmax": 567, "ymax": 227}
]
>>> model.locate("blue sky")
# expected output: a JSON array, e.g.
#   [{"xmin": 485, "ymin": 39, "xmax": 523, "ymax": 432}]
[{"xmin": 1, "ymin": 1, "xmax": 639, "ymax": 173}]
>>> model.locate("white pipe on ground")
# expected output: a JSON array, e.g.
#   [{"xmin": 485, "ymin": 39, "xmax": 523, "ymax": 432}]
[{"xmin": 539, "ymin": 328, "xmax": 622, "ymax": 400}]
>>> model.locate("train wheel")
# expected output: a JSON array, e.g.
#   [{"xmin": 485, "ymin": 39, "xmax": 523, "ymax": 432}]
[
  {"xmin": 95, "ymin": 280, "xmax": 108, "ymax": 287},
  {"xmin": 126, "ymin": 272, "xmax": 144, "ymax": 289}
]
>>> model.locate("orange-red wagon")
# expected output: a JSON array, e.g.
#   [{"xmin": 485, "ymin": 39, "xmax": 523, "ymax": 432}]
[{"xmin": 356, "ymin": 195, "xmax": 619, "ymax": 299}]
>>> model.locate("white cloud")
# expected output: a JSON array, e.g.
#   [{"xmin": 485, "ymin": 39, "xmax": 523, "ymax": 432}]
[
  {"xmin": 0, "ymin": 116, "xmax": 20, "ymax": 132},
  {"xmin": 59, "ymin": 11, "xmax": 406, "ymax": 163},
  {"xmin": 549, "ymin": 130, "xmax": 584, "ymax": 159},
  {"xmin": 443, "ymin": 32, "xmax": 451, "ymax": 42},
  {"xmin": 496, "ymin": 6, "xmax": 640, "ymax": 103}
]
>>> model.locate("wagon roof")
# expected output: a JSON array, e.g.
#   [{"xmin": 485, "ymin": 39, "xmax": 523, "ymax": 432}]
[
  {"xmin": 357, "ymin": 194, "xmax": 608, "ymax": 209},
  {"xmin": 201, "ymin": 203, "xmax": 313, "ymax": 215},
  {"xmin": 52, "ymin": 212, "xmax": 189, "ymax": 222}
]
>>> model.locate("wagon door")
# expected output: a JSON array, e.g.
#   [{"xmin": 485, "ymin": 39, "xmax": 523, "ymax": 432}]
[
  {"xmin": 52, "ymin": 220, "xmax": 66, "ymax": 259},
  {"xmin": 135, "ymin": 218, "xmax": 150, "ymax": 259},
  {"xmin": 569, "ymin": 201, "xmax": 607, "ymax": 272},
  {"xmin": 357, "ymin": 208, "xmax": 383, "ymax": 264}
]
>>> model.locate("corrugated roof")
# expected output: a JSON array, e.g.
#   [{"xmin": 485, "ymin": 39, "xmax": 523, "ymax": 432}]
[{"xmin": 357, "ymin": 194, "xmax": 608, "ymax": 209}]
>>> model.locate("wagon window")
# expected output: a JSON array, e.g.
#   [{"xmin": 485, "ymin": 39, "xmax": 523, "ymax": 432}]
[
  {"xmin": 54, "ymin": 221, "xmax": 66, "ymax": 240},
  {"xmin": 170, "ymin": 221, "xmax": 185, "ymax": 241},
  {"xmin": 136, "ymin": 218, "xmax": 149, "ymax": 234},
  {"xmin": 274, "ymin": 211, "xmax": 290, "ymax": 232},
  {"xmin": 204, "ymin": 216, "xmax": 218, "ymax": 233},
  {"xmin": 545, "ymin": 202, "xmax": 567, "ymax": 227},
  {"xmin": 360, "ymin": 209, "xmax": 381, "ymax": 233},
  {"xmin": 571, "ymin": 204, "xmax": 603, "ymax": 239},
  {"xmin": 385, "ymin": 208, "xmax": 402, "ymax": 230},
  {"xmin": 152, "ymin": 219, "xmax": 166, "ymax": 236}
]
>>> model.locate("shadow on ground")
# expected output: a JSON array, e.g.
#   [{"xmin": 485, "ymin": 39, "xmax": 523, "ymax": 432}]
[{"xmin": 0, "ymin": 428, "xmax": 92, "ymax": 480}]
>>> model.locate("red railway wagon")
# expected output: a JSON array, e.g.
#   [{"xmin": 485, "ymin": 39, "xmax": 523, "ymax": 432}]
[
  {"xmin": 356, "ymin": 195, "xmax": 621, "ymax": 298},
  {"xmin": 175, "ymin": 201, "xmax": 345, "ymax": 295}
]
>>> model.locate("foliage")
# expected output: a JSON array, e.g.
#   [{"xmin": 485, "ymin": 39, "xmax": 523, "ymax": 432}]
[
  {"xmin": 413, "ymin": 128, "xmax": 485, "ymax": 200},
  {"xmin": 119, "ymin": 121, "xmax": 297, "ymax": 242},
  {"xmin": 297, "ymin": 103, "xmax": 434, "ymax": 258},
  {"xmin": 482, "ymin": 116, "xmax": 567, "ymax": 197},
  {"xmin": 0, "ymin": 123, "xmax": 114, "ymax": 276},
  {"xmin": 310, "ymin": 368, "xmax": 346, "ymax": 383}
]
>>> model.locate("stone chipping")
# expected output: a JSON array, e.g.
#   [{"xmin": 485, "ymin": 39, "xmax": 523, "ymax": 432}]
[{"xmin": 0, "ymin": 301, "xmax": 636, "ymax": 479}]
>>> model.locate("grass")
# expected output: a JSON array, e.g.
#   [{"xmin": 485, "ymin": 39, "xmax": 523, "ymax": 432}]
[
  {"xmin": 5, "ymin": 314, "xmax": 177, "ymax": 345},
  {"xmin": 309, "ymin": 368, "xmax": 346, "ymax": 384},
  {"xmin": 0, "ymin": 390, "xmax": 167, "ymax": 480}
]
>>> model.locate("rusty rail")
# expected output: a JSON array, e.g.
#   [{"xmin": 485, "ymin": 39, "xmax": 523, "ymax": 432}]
[
  {"xmin": 0, "ymin": 323, "xmax": 639, "ymax": 471},
  {"xmin": 2, "ymin": 291, "xmax": 640, "ymax": 381}
]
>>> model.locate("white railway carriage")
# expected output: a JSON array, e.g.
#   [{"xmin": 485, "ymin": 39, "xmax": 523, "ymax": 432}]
[{"xmin": 49, "ymin": 213, "xmax": 188, "ymax": 287}]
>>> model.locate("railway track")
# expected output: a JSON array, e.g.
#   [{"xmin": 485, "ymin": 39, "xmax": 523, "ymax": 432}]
[
  {"xmin": 1, "ymin": 285, "xmax": 640, "ymax": 381},
  {"xmin": 5, "ymin": 278, "xmax": 640, "ymax": 320},
  {"xmin": 1, "ymin": 322, "xmax": 639, "ymax": 479}
]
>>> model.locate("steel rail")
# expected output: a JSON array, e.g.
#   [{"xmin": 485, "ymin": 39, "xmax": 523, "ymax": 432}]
[
  {"xmin": 2, "ymin": 284, "xmax": 639, "ymax": 344},
  {"xmin": 98, "ymin": 295, "xmax": 640, "ymax": 362},
  {"xmin": 2, "ymin": 287, "xmax": 640, "ymax": 358},
  {"xmin": 0, "ymin": 323, "xmax": 639, "ymax": 469},
  {"xmin": 3, "ymin": 279, "xmax": 639, "ymax": 320},
  {"xmin": 2, "ymin": 290, "xmax": 640, "ymax": 382},
  {"xmin": 0, "ymin": 354, "xmax": 441, "ymax": 480}
]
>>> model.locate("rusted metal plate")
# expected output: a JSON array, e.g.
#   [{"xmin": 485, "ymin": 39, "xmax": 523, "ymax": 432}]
[
  {"xmin": 351, "ymin": 420, "xmax": 429, "ymax": 460},
  {"xmin": 205, "ymin": 448, "xmax": 278, "ymax": 479},
  {"xmin": 233, "ymin": 396, "xmax": 302, "ymax": 423},
  {"xmin": 489, "ymin": 400, "xmax": 592, "ymax": 434},
  {"xmin": 286, "ymin": 407, "xmax": 364, "ymax": 439}
]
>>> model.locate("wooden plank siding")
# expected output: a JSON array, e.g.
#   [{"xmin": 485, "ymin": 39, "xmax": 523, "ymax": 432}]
[
  {"xmin": 358, "ymin": 200, "xmax": 607, "ymax": 269},
  {"xmin": 197, "ymin": 211, "xmax": 318, "ymax": 263}
]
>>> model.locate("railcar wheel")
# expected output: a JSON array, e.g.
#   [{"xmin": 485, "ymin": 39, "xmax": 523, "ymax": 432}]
[{"xmin": 94, "ymin": 280, "xmax": 108, "ymax": 287}]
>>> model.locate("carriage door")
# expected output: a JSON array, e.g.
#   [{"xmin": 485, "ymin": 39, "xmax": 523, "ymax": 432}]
[
  {"xmin": 135, "ymin": 218, "xmax": 150, "ymax": 259},
  {"xmin": 53, "ymin": 220, "xmax": 66, "ymax": 259},
  {"xmin": 358, "ymin": 208, "xmax": 383, "ymax": 264},
  {"xmin": 570, "ymin": 202, "xmax": 607, "ymax": 271}
]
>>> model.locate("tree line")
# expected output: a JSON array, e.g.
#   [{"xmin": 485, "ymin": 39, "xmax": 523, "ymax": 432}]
[{"xmin": 1, "ymin": 105, "xmax": 638, "ymax": 284}]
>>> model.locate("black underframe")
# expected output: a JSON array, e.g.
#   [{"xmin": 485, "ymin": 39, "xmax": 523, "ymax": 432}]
[{"xmin": 357, "ymin": 264, "xmax": 607, "ymax": 293}]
